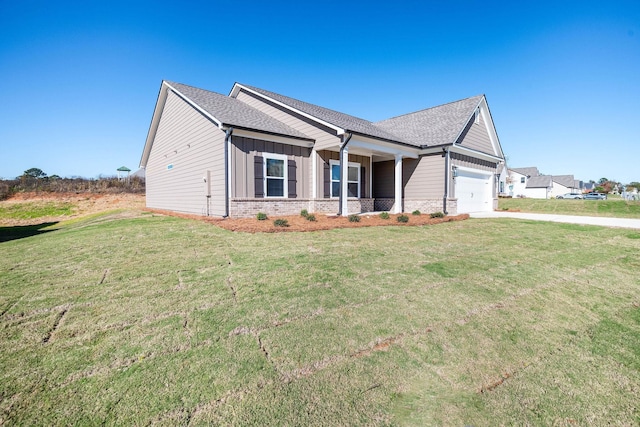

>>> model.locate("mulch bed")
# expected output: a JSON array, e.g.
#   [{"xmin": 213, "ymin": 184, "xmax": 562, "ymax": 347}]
[{"xmin": 146, "ymin": 209, "xmax": 469, "ymax": 233}]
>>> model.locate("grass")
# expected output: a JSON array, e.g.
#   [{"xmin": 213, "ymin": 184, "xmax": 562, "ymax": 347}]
[
  {"xmin": 1, "ymin": 211, "xmax": 640, "ymax": 425},
  {"xmin": 0, "ymin": 201, "xmax": 73, "ymax": 219},
  {"xmin": 499, "ymin": 197, "xmax": 640, "ymax": 218}
]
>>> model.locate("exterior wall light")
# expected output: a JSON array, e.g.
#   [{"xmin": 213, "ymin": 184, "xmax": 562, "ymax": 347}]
[{"xmin": 452, "ymin": 166, "xmax": 458, "ymax": 178}]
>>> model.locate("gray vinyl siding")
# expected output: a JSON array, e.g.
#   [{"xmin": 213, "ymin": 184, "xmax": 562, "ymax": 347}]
[
  {"xmin": 230, "ymin": 136, "xmax": 311, "ymax": 198},
  {"xmin": 450, "ymin": 152, "xmax": 497, "ymax": 173},
  {"xmin": 456, "ymin": 114, "xmax": 495, "ymax": 154},
  {"xmin": 405, "ymin": 155, "xmax": 445, "ymax": 199},
  {"xmin": 236, "ymin": 89, "xmax": 341, "ymax": 151},
  {"xmin": 374, "ymin": 155, "xmax": 445, "ymax": 199},
  {"xmin": 145, "ymin": 90, "xmax": 226, "ymax": 216},
  {"xmin": 318, "ymin": 150, "xmax": 371, "ymax": 198}
]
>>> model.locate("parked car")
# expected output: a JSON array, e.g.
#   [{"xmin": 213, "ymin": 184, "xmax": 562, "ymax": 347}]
[
  {"xmin": 556, "ymin": 193, "xmax": 583, "ymax": 199},
  {"xmin": 584, "ymin": 192, "xmax": 607, "ymax": 200}
]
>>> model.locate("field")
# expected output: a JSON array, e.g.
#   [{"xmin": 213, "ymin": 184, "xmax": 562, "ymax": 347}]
[
  {"xmin": 1, "ymin": 196, "xmax": 640, "ymax": 425},
  {"xmin": 498, "ymin": 196, "xmax": 640, "ymax": 218}
]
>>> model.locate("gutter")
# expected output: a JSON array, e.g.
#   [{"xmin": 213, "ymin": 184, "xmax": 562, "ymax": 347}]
[
  {"xmin": 224, "ymin": 127, "xmax": 234, "ymax": 218},
  {"xmin": 443, "ymin": 147, "xmax": 450, "ymax": 215},
  {"xmin": 338, "ymin": 132, "xmax": 353, "ymax": 216}
]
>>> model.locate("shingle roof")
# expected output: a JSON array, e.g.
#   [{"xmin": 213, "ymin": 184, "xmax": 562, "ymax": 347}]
[
  {"xmin": 510, "ymin": 167, "xmax": 540, "ymax": 177},
  {"xmin": 525, "ymin": 175, "xmax": 552, "ymax": 188},
  {"xmin": 552, "ymin": 175, "xmax": 576, "ymax": 188},
  {"xmin": 167, "ymin": 82, "xmax": 312, "ymax": 140},
  {"xmin": 237, "ymin": 84, "xmax": 409, "ymax": 143},
  {"xmin": 374, "ymin": 95, "xmax": 484, "ymax": 147}
]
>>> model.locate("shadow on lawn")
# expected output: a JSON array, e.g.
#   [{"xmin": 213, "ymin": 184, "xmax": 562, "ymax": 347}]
[{"xmin": 0, "ymin": 222, "xmax": 59, "ymax": 243}]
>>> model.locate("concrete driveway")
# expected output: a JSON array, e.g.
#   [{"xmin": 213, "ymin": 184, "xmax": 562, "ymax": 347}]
[{"xmin": 469, "ymin": 211, "xmax": 640, "ymax": 230}]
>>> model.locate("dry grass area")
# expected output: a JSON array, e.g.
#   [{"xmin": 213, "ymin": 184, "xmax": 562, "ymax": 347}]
[{"xmin": 0, "ymin": 192, "xmax": 145, "ymax": 226}]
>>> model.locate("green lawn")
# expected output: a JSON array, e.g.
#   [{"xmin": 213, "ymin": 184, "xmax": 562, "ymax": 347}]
[
  {"xmin": 498, "ymin": 197, "xmax": 640, "ymax": 218},
  {"xmin": 1, "ymin": 212, "xmax": 639, "ymax": 425}
]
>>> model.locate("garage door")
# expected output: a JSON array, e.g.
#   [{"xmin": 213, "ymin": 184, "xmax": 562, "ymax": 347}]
[{"xmin": 455, "ymin": 169, "xmax": 492, "ymax": 213}]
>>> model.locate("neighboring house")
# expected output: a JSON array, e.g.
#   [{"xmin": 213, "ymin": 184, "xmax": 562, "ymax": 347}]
[
  {"xmin": 550, "ymin": 175, "xmax": 580, "ymax": 198},
  {"xmin": 140, "ymin": 81, "xmax": 505, "ymax": 218},
  {"xmin": 508, "ymin": 167, "xmax": 540, "ymax": 197},
  {"xmin": 524, "ymin": 175, "xmax": 553, "ymax": 199},
  {"xmin": 583, "ymin": 182, "xmax": 596, "ymax": 192}
]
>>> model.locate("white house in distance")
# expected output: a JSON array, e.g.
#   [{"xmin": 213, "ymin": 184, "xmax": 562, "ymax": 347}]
[
  {"xmin": 507, "ymin": 167, "xmax": 582, "ymax": 199},
  {"xmin": 140, "ymin": 81, "xmax": 506, "ymax": 218}
]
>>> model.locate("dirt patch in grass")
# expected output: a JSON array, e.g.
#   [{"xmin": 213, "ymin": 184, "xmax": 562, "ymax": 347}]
[{"xmin": 147, "ymin": 209, "xmax": 470, "ymax": 232}]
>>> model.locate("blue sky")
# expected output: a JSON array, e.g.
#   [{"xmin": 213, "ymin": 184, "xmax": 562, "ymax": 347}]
[{"xmin": 1, "ymin": 0, "xmax": 638, "ymax": 183}]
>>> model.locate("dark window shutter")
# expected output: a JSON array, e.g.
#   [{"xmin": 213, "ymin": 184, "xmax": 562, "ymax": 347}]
[
  {"xmin": 360, "ymin": 166, "xmax": 365, "ymax": 198},
  {"xmin": 323, "ymin": 162, "xmax": 330, "ymax": 198},
  {"xmin": 288, "ymin": 159, "xmax": 297, "ymax": 198},
  {"xmin": 254, "ymin": 156, "xmax": 264, "ymax": 198}
]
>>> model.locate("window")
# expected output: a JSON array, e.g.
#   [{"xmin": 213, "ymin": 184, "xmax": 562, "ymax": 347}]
[
  {"xmin": 520, "ymin": 177, "xmax": 525, "ymax": 184},
  {"xmin": 264, "ymin": 153, "xmax": 287, "ymax": 197},
  {"xmin": 330, "ymin": 160, "xmax": 360, "ymax": 198}
]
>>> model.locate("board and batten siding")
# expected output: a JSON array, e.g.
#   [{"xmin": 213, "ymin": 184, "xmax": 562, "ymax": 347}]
[
  {"xmin": 374, "ymin": 155, "xmax": 445, "ymax": 199},
  {"xmin": 235, "ymin": 89, "xmax": 341, "ymax": 151},
  {"xmin": 230, "ymin": 136, "xmax": 311, "ymax": 198},
  {"xmin": 145, "ymin": 90, "xmax": 226, "ymax": 216},
  {"xmin": 456, "ymin": 113, "xmax": 495, "ymax": 154}
]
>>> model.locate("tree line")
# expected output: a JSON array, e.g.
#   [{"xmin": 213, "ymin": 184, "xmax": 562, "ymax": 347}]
[{"xmin": 0, "ymin": 168, "xmax": 144, "ymax": 200}]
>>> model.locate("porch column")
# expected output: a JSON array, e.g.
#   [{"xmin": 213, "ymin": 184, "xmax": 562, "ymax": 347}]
[
  {"xmin": 341, "ymin": 145, "xmax": 349, "ymax": 216},
  {"xmin": 394, "ymin": 154, "xmax": 403, "ymax": 214}
]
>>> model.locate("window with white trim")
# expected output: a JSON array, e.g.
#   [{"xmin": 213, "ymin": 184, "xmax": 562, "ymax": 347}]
[
  {"xmin": 264, "ymin": 153, "xmax": 287, "ymax": 198},
  {"xmin": 520, "ymin": 177, "xmax": 525, "ymax": 184},
  {"xmin": 329, "ymin": 160, "xmax": 360, "ymax": 198}
]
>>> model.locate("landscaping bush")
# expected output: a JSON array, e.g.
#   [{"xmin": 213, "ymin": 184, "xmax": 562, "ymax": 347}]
[
  {"xmin": 379, "ymin": 212, "xmax": 390, "ymax": 220},
  {"xmin": 348, "ymin": 214, "xmax": 360, "ymax": 223},
  {"xmin": 412, "ymin": 210, "xmax": 421, "ymax": 215},
  {"xmin": 256, "ymin": 212, "xmax": 268, "ymax": 221},
  {"xmin": 397, "ymin": 214, "xmax": 409, "ymax": 223},
  {"xmin": 273, "ymin": 219, "xmax": 289, "ymax": 227},
  {"xmin": 300, "ymin": 209, "xmax": 309, "ymax": 217},
  {"xmin": 306, "ymin": 214, "xmax": 316, "ymax": 222},
  {"xmin": 430, "ymin": 211, "xmax": 445, "ymax": 218}
]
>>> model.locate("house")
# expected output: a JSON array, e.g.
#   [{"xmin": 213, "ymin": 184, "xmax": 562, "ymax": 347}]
[
  {"xmin": 550, "ymin": 175, "xmax": 581, "ymax": 198},
  {"xmin": 140, "ymin": 81, "xmax": 505, "ymax": 218},
  {"xmin": 508, "ymin": 167, "xmax": 540, "ymax": 197}
]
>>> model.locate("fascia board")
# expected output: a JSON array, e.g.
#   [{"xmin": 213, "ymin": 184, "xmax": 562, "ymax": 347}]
[
  {"xmin": 232, "ymin": 83, "xmax": 346, "ymax": 135},
  {"xmin": 348, "ymin": 135, "xmax": 420, "ymax": 158},
  {"xmin": 140, "ymin": 81, "xmax": 170, "ymax": 167}
]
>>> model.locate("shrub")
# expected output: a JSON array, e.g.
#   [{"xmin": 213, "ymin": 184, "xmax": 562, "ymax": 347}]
[
  {"xmin": 430, "ymin": 211, "xmax": 444, "ymax": 218},
  {"xmin": 300, "ymin": 209, "xmax": 309, "ymax": 217},
  {"xmin": 412, "ymin": 210, "xmax": 421, "ymax": 215},
  {"xmin": 397, "ymin": 215, "xmax": 409, "ymax": 223},
  {"xmin": 256, "ymin": 212, "xmax": 268, "ymax": 221},
  {"xmin": 348, "ymin": 214, "xmax": 360, "ymax": 223},
  {"xmin": 273, "ymin": 219, "xmax": 289, "ymax": 227},
  {"xmin": 306, "ymin": 214, "xmax": 316, "ymax": 222},
  {"xmin": 379, "ymin": 212, "xmax": 390, "ymax": 220}
]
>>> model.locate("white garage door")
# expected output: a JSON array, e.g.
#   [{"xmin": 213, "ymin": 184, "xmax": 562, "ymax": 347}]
[{"xmin": 455, "ymin": 169, "xmax": 493, "ymax": 213}]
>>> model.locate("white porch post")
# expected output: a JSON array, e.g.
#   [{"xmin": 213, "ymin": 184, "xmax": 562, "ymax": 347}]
[
  {"xmin": 394, "ymin": 154, "xmax": 403, "ymax": 214},
  {"xmin": 341, "ymin": 145, "xmax": 349, "ymax": 216},
  {"xmin": 311, "ymin": 148, "xmax": 317, "ymax": 199}
]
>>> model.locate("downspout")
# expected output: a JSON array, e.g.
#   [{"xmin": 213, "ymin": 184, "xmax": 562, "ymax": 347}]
[
  {"xmin": 443, "ymin": 147, "xmax": 450, "ymax": 215},
  {"xmin": 223, "ymin": 127, "xmax": 234, "ymax": 218},
  {"xmin": 338, "ymin": 132, "xmax": 353, "ymax": 216}
]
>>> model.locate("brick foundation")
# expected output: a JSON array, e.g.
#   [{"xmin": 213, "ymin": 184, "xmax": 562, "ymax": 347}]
[
  {"xmin": 374, "ymin": 198, "xmax": 457, "ymax": 215},
  {"xmin": 229, "ymin": 198, "xmax": 375, "ymax": 218}
]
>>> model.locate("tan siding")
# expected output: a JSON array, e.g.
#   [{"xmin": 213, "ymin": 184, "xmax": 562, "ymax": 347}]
[
  {"xmin": 404, "ymin": 155, "xmax": 445, "ymax": 199},
  {"xmin": 235, "ymin": 89, "xmax": 341, "ymax": 151},
  {"xmin": 146, "ymin": 90, "xmax": 226, "ymax": 216},
  {"xmin": 231, "ymin": 136, "xmax": 311, "ymax": 198},
  {"xmin": 458, "ymin": 114, "xmax": 495, "ymax": 154}
]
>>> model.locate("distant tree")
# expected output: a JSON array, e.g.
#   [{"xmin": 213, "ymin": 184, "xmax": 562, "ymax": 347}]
[
  {"xmin": 595, "ymin": 186, "xmax": 606, "ymax": 193},
  {"xmin": 627, "ymin": 182, "xmax": 640, "ymax": 191},
  {"xmin": 23, "ymin": 168, "xmax": 47, "ymax": 179},
  {"xmin": 598, "ymin": 177, "xmax": 608, "ymax": 185}
]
